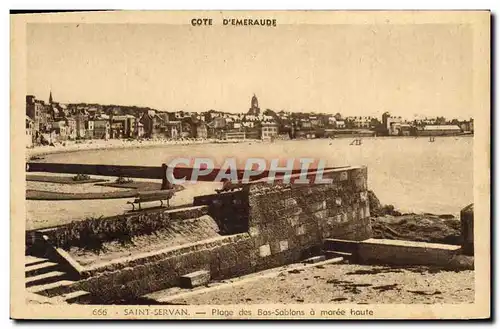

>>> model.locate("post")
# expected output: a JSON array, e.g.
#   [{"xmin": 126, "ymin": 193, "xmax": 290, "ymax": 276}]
[
  {"xmin": 161, "ymin": 163, "xmax": 173, "ymax": 190},
  {"xmin": 460, "ymin": 204, "xmax": 474, "ymax": 256}
]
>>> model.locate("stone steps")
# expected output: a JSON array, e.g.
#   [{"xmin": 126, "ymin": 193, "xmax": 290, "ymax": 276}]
[
  {"xmin": 324, "ymin": 250, "xmax": 353, "ymax": 261},
  {"xmin": 25, "ymin": 255, "xmax": 48, "ymax": 266},
  {"xmin": 25, "ymin": 260, "xmax": 59, "ymax": 277},
  {"xmin": 27, "ymin": 279, "xmax": 76, "ymax": 297},
  {"xmin": 323, "ymin": 238, "xmax": 361, "ymax": 254},
  {"xmin": 25, "ymin": 270, "xmax": 68, "ymax": 287},
  {"xmin": 25, "ymin": 255, "xmax": 91, "ymax": 304},
  {"xmin": 323, "ymin": 238, "xmax": 363, "ymax": 263},
  {"xmin": 323, "ymin": 239, "xmax": 366, "ymax": 263}
]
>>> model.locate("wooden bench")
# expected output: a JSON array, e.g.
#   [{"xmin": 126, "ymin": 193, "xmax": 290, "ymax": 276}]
[{"xmin": 127, "ymin": 189, "xmax": 175, "ymax": 211}]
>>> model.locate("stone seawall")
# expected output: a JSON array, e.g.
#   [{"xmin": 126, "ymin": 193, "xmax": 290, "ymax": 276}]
[
  {"xmin": 54, "ymin": 166, "xmax": 372, "ymax": 303},
  {"xmin": 245, "ymin": 166, "xmax": 371, "ymax": 270},
  {"xmin": 72, "ymin": 233, "xmax": 256, "ymax": 303}
]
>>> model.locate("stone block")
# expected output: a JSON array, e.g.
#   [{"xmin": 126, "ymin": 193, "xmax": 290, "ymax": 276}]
[
  {"xmin": 217, "ymin": 244, "xmax": 244, "ymax": 268},
  {"xmin": 249, "ymin": 226, "xmax": 260, "ymax": 237},
  {"xmin": 358, "ymin": 207, "xmax": 364, "ymax": 220},
  {"xmin": 259, "ymin": 244, "xmax": 271, "ymax": 257},
  {"xmin": 283, "ymin": 198, "xmax": 298, "ymax": 207},
  {"xmin": 279, "ymin": 240, "xmax": 289, "ymax": 252},
  {"xmin": 258, "ymin": 220, "xmax": 291, "ymax": 242},
  {"xmin": 333, "ymin": 213, "xmax": 348, "ymax": 224},
  {"xmin": 364, "ymin": 205, "xmax": 370, "ymax": 218},
  {"xmin": 347, "ymin": 208, "xmax": 354, "ymax": 221},
  {"xmin": 339, "ymin": 171, "xmax": 348, "ymax": 181},
  {"xmin": 276, "ymin": 207, "xmax": 302, "ymax": 220},
  {"xmin": 350, "ymin": 167, "xmax": 368, "ymax": 192},
  {"xmin": 310, "ymin": 200, "xmax": 327, "ymax": 212},
  {"xmin": 326, "ymin": 207, "xmax": 337, "ymax": 218},
  {"xmin": 287, "ymin": 214, "xmax": 300, "ymax": 226},
  {"xmin": 343, "ymin": 213, "xmax": 349, "ymax": 222},
  {"xmin": 269, "ymin": 240, "xmax": 282, "ymax": 254},
  {"xmin": 216, "ymin": 242, "xmax": 256, "ymax": 279},
  {"xmin": 296, "ymin": 225, "xmax": 306, "ymax": 236},
  {"xmin": 315, "ymin": 209, "xmax": 328, "ymax": 219},
  {"xmin": 254, "ymin": 252, "xmax": 286, "ymax": 272},
  {"xmin": 179, "ymin": 270, "xmax": 211, "ymax": 288}
]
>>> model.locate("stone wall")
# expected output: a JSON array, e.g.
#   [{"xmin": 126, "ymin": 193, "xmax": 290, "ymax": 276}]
[
  {"xmin": 72, "ymin": 233, "xmax": 257, "ymax": 303},
  {"xmin": 247, "ymin": 166, "xmax": 372, "ymax": 268},
  {"xmin": 56, "ymin": 166, "xmax": 372, "ymax": 303},
  {"xmin": 193, "ymin": 190, "xmax": 250, "ymax": 235}
]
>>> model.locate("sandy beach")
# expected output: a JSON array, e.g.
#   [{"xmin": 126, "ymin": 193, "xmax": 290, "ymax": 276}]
[
  {"xmin": 26, "ymin": 138, "xmax": 261, "ymax": 159},
  {"xmin": 166, "ymin": 263, "xmax": 474, "ymax": 305}
]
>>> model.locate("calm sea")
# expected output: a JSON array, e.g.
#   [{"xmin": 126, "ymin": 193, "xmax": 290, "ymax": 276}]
[{"xmin": 40, "ymin": 136, "xmax": 473, "ymax": 215}]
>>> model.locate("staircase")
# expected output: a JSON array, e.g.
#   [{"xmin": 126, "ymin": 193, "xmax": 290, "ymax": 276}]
[
  {"xmin": 25, "ymin": 255, "xmax": 91, "ymax": 304},
  {"xmin": 323, "ymin": 238, "xmax": 361, "ymax": 263}
]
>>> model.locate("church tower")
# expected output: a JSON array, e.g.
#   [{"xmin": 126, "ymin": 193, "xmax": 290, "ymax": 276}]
[
  {"xmin": 49, "ymin": 91, "xmax": 53, "ymax": 105},
  {"xmin": 248, "ymin": 93, "xmax": 261, "ymax": 116},
  {"xmin": 251, "ymin": 94, "xmax": 259, "ymax": 109}
]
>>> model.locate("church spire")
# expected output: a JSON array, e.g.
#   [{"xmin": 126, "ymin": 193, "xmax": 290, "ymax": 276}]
[{"xmin": 49, "ymin": 91, "xmax": 53, "ymax": 104}]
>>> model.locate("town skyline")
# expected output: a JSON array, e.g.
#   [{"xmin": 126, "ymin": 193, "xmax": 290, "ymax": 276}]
[
  {"xmin": 27, "ymin": 23, "xmax": 473, "ymax": 120},
  {"xmin": 29, "ymin": 90, "xmax": 473, "ymax": 122}
]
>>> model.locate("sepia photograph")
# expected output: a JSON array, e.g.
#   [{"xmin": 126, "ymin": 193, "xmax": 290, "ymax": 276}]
[{"xmin": 10, "ymin": 10, "xmax": 490, "ymax": 319}]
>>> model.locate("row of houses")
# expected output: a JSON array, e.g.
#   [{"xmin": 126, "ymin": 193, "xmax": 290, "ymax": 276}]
[
  {"xmin": 26, "ymin": 93, "xmax": 282, "ymax": 147},
  {"xmin": 381, "ymin": 112, "xmax": 474, "ymax": 137},
  {"xmin": 26, "ymin": 93, "xmax": 474, "ymax": 146}
]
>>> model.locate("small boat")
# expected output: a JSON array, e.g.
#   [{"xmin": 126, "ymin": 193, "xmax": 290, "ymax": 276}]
[
  {"xmin": 350, "ymin": 138, "xmax": 362, "ymax": 146},
  {"xmin": 429, "ymin": 136, "xmax": 435, "ymax": 142}
]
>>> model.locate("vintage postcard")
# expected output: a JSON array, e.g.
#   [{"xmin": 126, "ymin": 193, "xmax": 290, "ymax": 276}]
[{"xmin": 11, "ymin": 10, "xmax": 490, "ymax": 320}]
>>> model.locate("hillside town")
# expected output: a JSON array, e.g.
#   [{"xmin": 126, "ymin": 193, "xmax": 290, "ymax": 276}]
[{"xmin": 25, "ymin": 92, "xmax": 474, "ymax": 147}]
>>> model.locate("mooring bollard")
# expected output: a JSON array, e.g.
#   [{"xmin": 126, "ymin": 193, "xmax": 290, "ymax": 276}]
[{"xmin": 460, "ymin": 203, "xmax": 474, "ymax": 256}]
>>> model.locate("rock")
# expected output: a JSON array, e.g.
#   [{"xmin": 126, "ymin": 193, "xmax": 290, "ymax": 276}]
[
  {"xmin": 331, "ymin": 297, "xmax": 348, "ymax": 302},
  {"xmin": 447, "ymin": 254, "xmax": 474, "ymax": 270},
  {"xmin": 368, "ymin": 190, "xmax": 401, "ymax": 216},
  {"xmin": 371, "ymin": 214, "xmax": 461, "ymax": 244},
  {"xmin": 367, "ymin": 190, "xmax": 382, "ymax": 215}
]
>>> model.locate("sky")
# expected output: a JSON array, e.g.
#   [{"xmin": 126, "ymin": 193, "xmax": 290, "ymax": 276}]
[{"xmin": 27, "ymin": 23, "xmax": 473, "ymax": 119}]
